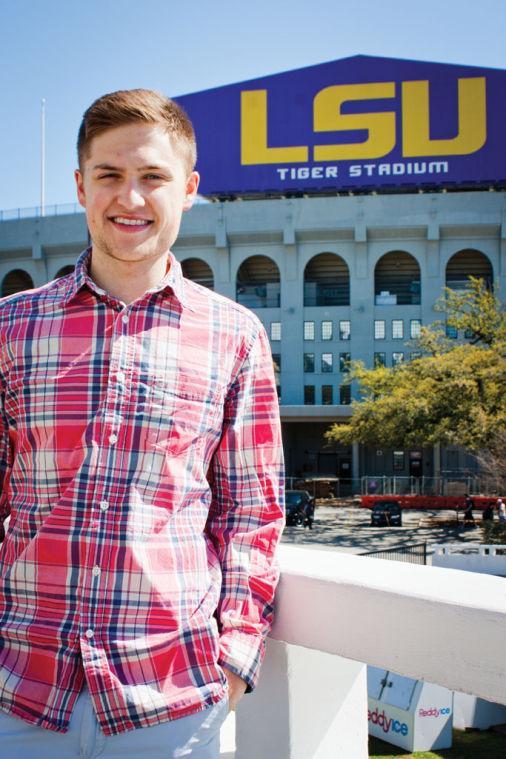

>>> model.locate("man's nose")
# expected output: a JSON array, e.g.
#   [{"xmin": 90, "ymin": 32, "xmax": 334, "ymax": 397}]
[{"xmin": 116, "ymin": 179, "xmax": 145, "ymax": 207}]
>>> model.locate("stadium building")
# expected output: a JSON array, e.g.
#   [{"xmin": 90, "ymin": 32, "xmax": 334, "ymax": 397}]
[{"xmin": 1, "ymin": 56, "xmax": 505, "ymax": 493}]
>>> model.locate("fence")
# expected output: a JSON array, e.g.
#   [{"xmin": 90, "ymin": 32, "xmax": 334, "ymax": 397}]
[
  {"xmin": 0, "ymin": 203, "xmax": 85, "ymax": 221},
  {"xmin": 361, "ymin": 542, "xmax": 428, "ymax": 565},
  {"xmin": 361, "ymin": 475, "xmax": 497, "ymax": 497}
]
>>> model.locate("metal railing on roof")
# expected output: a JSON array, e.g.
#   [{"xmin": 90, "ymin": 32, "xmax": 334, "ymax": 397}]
[{"xmin": 0, "ymin": 203, "xmax": 85, "ymax": 221}]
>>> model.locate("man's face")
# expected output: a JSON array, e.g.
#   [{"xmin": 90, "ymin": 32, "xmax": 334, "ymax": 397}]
[{"xmin": 75, "ymin": 123, "xmax": 199, "ymax": 266}]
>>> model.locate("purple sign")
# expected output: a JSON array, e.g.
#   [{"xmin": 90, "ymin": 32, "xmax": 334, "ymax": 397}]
[{"xmin": 175, "ymin": 55, "xmax": 505, "ymax": 196}]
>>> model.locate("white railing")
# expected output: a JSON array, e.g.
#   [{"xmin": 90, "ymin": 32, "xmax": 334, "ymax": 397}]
[
  {"xmin": 0, "ymin": 203, "xmax": 85, "ymax": 221},
  {"xmin": 433, "ymin": 543, "xmax": 506, "ymax": 576},
  {"xmin": 227, "ymin": 545, "xmax": 506, "ymax": 758}
]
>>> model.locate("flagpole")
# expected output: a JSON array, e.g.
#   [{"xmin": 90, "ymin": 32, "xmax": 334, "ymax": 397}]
[{"xmin": 41, "ymin": 98, "xmax": 45, "ymax": 217}]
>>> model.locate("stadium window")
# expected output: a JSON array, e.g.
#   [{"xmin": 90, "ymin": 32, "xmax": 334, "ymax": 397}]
[
  {"xmin": 270, "ymin": 322, "xmax": 281, "ymax": 341},
  {"xmin": 304, "ymin": 320, "xmax": 315, "ymax": 340},
  {"xmin": 374, "ymin": 320, "xmax": 386, "ymax": 340},
  {"xmin": 410, "ymin": 351, "xmax": 422, "ymax": 361},
  {"xmin": 393, "ymin": 451, "xmax": 405, "ymax": 472},
  {"xmin": 304, "ymin": 385, "xmax": 315, "ymax": 405},
  {"xmin": 272, "ymin": 353, "xmax": 281, "ymax": 374},
  {"xmin": 339, "ymin": 320, "xmax": 351, "ymax": 340},
  {"xmin": 322, "ymin": 385, "xmax": 333, "ymax": 405},
  {"xmin": 374, "ymin": 352, "xmax": 386, "ymax": 368},
  {"xmin": 446, "ymin": 325, "xmax": 458, "ymax": 339},
  {"xmin": 410, "ymin": 319, "xmax": 421, "ymax": 339},
  {"xmin": 392, "ymin": 319, "xmax": 404, "ymax": 339},
  {"xmin": 304, "ymin": 353, "xmax": 315, "ymax": 373},
  {"xmin": 392, "ymin": 352, "xmax": 404, "ymax": 366},
  {"xmin": 339, "ymin": 384, "xmax": 351, "ymax": 405},
  {"xmin": 464, "ymin": 328, "xmax": 474, "ymax": 339},
  {"xmin": 339, "ymin": 352, "xmax": 351, "ymax": 372},
  {"xmin": 321, "ymin": 353, "xmax": 333, "ymax": 373},
  {"xmin": 321, "ymin": 321, "xmax": 333, "ymax": 340}
]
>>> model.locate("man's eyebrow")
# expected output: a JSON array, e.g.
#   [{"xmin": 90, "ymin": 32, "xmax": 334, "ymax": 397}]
[{"xmin": 92, "ymin": 163, "xmax": 171, "ymax": 172}]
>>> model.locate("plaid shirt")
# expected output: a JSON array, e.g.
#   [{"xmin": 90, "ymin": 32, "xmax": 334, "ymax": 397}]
[{"xmin": 0, "ymin": 249, "xmax": 284, "ymax": 735}]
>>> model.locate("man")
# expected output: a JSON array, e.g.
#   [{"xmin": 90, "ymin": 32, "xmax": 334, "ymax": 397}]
[{"xmin": 0, "ymin": 89, "xmax": 284, "ymax": 757}]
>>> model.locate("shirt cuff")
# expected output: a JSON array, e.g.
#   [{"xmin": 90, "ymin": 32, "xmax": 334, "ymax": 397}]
[{"xmin": 218, "ymin": 630, "xmax": 266, "ymax": 693}]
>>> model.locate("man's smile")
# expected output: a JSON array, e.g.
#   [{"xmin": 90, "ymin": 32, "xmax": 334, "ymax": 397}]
[{"xmin": 108, "ymin": 215, "xmax": 154, "ymax": 232}]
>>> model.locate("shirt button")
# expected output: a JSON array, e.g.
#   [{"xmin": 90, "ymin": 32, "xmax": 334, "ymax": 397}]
[
  {"xmin": 109, "ymin": 434, "xmax": 118, "ymax": 444},
  {"xmin": 117, "ymin": 371, "xmax": 126, "ymax": 384},
  {"xmin": 85, "ymin": 629, "xmax": 94, "ymax": 639},
  {"xmin": 92, "ymin": 566, "xmax": 101, "ymax": 577},
  {"xmin": 99, "ymin": 500, "xmax": 109, "ymax": 511},
  {"xmin": 122, "ymin": 315, "xmax": 129, "ymax": 324}
]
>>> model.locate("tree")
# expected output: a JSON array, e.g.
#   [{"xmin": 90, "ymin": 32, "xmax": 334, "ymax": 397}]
[{"xmin": 326, "ymin": 278, "xmax": 506, "ymax": 456}]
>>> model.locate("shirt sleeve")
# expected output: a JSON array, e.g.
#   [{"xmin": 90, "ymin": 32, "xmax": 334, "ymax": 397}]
[
  {"xmin": 0, "ymin": 387, "xmax": 12, "ymax": 539},
  {"xmin": 205, "ymin": 323, "xmax": 285, "ymax": 692}
]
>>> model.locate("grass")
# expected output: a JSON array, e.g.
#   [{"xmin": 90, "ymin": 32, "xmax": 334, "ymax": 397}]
[{"xmin": 369, "ymin": 728, "xmax": 506, "ymax": 758}]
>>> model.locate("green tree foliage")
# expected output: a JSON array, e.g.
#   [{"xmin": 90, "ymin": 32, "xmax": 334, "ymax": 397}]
[{"xmin": 326, "ymin": 278, "xmax": 506, "ymax": 453}]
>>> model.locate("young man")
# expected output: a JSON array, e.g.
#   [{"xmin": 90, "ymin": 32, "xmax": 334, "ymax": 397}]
[{"xmin": 0, "ymin": 89, "xmax": 284, "ymax": 757}]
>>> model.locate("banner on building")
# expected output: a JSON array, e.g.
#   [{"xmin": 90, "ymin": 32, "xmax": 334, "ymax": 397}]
[{"xmin": 175, "ymin": 55, "xmax": 505, "ymax": 196}]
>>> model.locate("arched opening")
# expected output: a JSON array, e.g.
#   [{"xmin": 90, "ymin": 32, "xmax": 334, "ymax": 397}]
[
  {"xmin": 1, "ymin": 269, "xmax": 34, "ymax": 297},
  {"xmin": 303, "ymin": 253, "xmax": 350, "ymax": 306},
  {"xmin": 181, "ymin": 258, "xmax": 214, "ymax": 290},
  {"xmin": 236, "ymin": 256, "xmax": 280, "ymax": 308},
  {"xmin": 374, "ymin": 251, "xmax": 421, "ymax": 305},
  {"xmin": 445, "ymin": 249, "xmax": 493, "ymax": 290},
  {"xmin": 56, "ymin": 265, "xmax": 75, "ymax": 278}
]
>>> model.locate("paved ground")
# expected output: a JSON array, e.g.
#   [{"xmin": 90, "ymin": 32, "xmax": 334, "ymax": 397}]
[{"xmin": 281, "ymin": 504, "xmax": 485, "ymax": 557}]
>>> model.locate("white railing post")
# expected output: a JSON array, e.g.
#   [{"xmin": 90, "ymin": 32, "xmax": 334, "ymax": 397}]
[{"xmin": 235, "ymin": 639, "xmax": 368, "ymax": 759}]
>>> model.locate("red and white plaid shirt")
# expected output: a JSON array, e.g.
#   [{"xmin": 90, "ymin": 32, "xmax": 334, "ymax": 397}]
[{"xmin": 0, "ymin": 249, "xmax": 284, "ymax": 735}]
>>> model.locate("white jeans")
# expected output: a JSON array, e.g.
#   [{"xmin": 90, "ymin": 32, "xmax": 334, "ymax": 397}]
[{"xmin": 0, "ymin": 687, "xmax": 228, "ymax": 759}]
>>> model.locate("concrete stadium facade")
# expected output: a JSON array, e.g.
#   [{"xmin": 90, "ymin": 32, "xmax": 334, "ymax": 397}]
[{"xmin": 1, "ymin": 189, "xmax": 505, "ymax": 492}]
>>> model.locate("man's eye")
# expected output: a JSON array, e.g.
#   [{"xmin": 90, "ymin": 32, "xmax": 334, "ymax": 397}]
[
  {"xmin": 144, "ymin": 174, "xmax": 163, "ymax": 180},
  {"xmin": 98, "ymin": 173, "xmax": 119, "ymax": 179}
]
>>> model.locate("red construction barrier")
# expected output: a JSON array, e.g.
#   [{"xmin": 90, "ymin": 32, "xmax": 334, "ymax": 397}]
[{"xmin": 361, "ymin": 495, "xmax": 498, "ymax": 510}]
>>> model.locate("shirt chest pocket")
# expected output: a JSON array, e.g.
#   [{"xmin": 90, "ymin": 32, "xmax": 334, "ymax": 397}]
[{"xmin": 137, "ymin": 373, "xmax": 225, "ymax": 457}]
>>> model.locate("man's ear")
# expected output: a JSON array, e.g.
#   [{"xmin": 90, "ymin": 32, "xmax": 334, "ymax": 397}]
[
  {"xmin": 183, "ymin": 171, "xmax": 200, "ymax": 211},
  {"xmin": 75, "ymin": 169, "xmax": 86, "ymax": 208}
]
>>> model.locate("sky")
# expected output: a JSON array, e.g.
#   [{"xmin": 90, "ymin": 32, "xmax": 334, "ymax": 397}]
[{"xmin": 0, "ymin": 0, "xmax": 505, "ymax": 211}]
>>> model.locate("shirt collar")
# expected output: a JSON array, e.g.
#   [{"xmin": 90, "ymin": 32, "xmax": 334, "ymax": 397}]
[{"xmin": 64, "ymin": 247, "xmax": 191, "ymax": 310}]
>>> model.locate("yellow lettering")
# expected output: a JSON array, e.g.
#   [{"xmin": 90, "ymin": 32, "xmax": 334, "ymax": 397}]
[
  {"xmin": 402, "ymin": 77, "xmax": 487, "ymax": 156},
  {"xmin": 240, "ymin": 90, "xmax": 308, "ymax": 165},
  {"xmin": 313, "ymin": 83, "xmax": 396, "ymax": 161}
]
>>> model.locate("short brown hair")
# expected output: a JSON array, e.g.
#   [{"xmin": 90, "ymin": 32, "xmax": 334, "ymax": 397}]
[{"xmin": 77, "ymin": 88, "xmax": 197, "ymax": 173}]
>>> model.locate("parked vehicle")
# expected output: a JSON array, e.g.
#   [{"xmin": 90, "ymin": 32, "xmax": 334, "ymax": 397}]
[
  {"xmin": 370, "ymin": 500, "xmax": 402, "ymax": 527},
  {"xmin": 285, "ymin": 490, "xmax": 315, "ymax": 527}
]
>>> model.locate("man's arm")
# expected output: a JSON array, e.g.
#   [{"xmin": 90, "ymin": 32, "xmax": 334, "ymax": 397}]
[{"xmin": 206, "ymin": 323, "xmax": 285, "ymax": 704}]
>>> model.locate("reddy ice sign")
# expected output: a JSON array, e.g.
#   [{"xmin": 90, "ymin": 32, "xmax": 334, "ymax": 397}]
[{"xmin": 175, "ymin": 55, "xmax": 505, "ymax": 196}]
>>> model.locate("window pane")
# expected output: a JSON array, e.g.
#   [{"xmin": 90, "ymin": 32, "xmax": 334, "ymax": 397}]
[
  {"xmin": 410, "ymin": 351, "xmax": 422, "ymax": 361},
  {"xmin": 392, "ymin": 352, "xmax": 404, "ymax": 365},
  {"xmin": 304, "ymin": 353, "xmax": 315, "ymax": 373},
  {"xmin": 410, "ymin": 319, "xmax": 421, "ymax": 339},
  {"xmin": 374, "ymin": 352, "xmax": 386, "ymax": 367},
  {"xmin": 321, "ymin": 353, "xmax": 333, "ymax": 373},
  {"xmin": 393, "ymin": 451, "xmax": 405, "ymax": 471},
  {"xmin": 304, "ymin": 385, "xmax": 315, "ymax": 405},
  {"xmin": 321, "ymin": 321, "xmax": 333, "ymax": 340},
  {"xmin": 270, "ymin": 322, "xmax": 281, "ymax": 341},
  {"xmin": 392, "ymin": 320, "xmax": 404, "ymax": 339},
  {"xmin": 304, "ymin": 321, "xmax": 315, "ymax": 340},
  {"xmin": 272, "ymin": 353, "xmax": 281, "ymax": 374},
  {"xmin": 322, "ymin": 385, "xmax": 333, "ymax": 405},
  {"xmin": 339, "ymin": 384, "xmax": 351, "ymax": 404},
  {"xmin": 446, "ymin": 325, "xmax": 458, "ymax": 339},
  {"xmin": 339, "ymin": 320, "xmax": 351, "ymax": 340},
  {"xmin": 374, "ymin": 320, "xmax": 385, "ymax": 339},
  {"xmin": 339, "ymin": 352, "xmax": 351, "ymax": 372}
]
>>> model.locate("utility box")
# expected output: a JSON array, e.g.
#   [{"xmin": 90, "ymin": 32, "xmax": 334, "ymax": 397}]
[{"xmin": 367, "ymin": 667, "xmax": 453, "ymax": 752}]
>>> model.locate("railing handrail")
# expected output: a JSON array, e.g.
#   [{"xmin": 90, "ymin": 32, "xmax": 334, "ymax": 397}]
[
  {"xmin": 273, "ymin": 545, "xmax": 506, "ymax": 705},
  {"xmin": 0, "ymin": 203, "xmax": 85, "ymax": 221}
]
